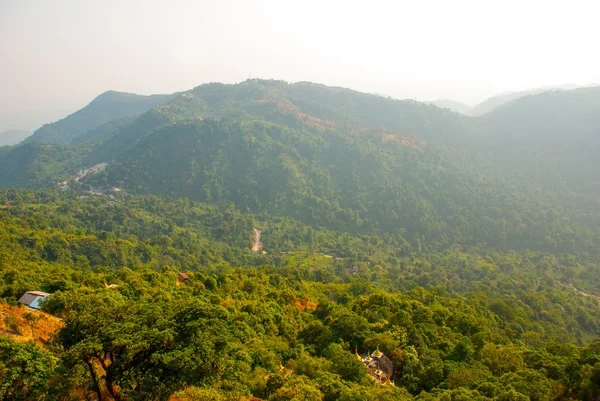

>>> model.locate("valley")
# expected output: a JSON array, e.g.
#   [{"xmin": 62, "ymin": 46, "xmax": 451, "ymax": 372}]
[{"xmin": 1, "ymin": 80, "xmax": 600, "ymax": 400}]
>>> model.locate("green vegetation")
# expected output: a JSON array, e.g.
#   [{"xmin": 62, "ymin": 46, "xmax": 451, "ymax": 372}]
[
  {"xmin": 0, "ymin": 191, "xmax": 599, "ymax": 399},
  {"xmin": 0, "ymin": 143, "xmax": 81, "ymax": 188},
  {"xmin": 1, "ymin": 80, "xmax": 600, "ymax": 399},
  {"xmin": 27, "ymin": 91, "xmax": 174, "ymax": 145}
]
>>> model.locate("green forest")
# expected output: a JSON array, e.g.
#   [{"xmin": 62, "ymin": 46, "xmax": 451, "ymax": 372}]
[{"xmin": 1, "ymin": 80, "xmax": 600, "ymax": 400}]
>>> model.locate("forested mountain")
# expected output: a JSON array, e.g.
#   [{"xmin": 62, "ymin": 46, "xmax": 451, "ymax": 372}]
[
  {"xmin": 1, "ymin": 80, "xmax": 600, "ymax": 399},
  {"xmin": 480, "ymin": 86, "xmax": 600, "ymax": 146},
  {"xmin": 0, "ymin": 129, "xmax": 31, "ymax": 146},
  {"xmin": 428, "ymin": 85, "xmax": 581, "ymax": 117},
  {"xmin": 0, "ymin": 142, "xmax": 79, "ymax": 188},
  {"xmin": 478, "ymin": 86, "xmax": 600, "ymax": 194},
  {"xmin": 467, "ymin": 84, "xmax": 578, "ymax": 116},
  {"xmin": 26, "ymin": 90, "xmax": 175, "ymax": 144},
  {"xmin": 2, "ymin": 80, "xmax": 600, "ymax": 254},
  {"xmin": 87, "ymin": 117, "xmax": 597, "ymax": 257}
]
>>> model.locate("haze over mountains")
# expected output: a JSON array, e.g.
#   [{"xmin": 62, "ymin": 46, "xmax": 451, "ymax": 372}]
[
  {"xmin": 430, "ymin": 83, "xmax": 597, "ymax": 116},
  {"xmin": 2, "ymin": 79, "xmax": 600, "ymax": 255},
  {"xmin": 0, "ymin": 129, "xmax": 31, "ymax": 147}
]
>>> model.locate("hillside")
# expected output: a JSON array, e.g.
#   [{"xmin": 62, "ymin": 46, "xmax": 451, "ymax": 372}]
[
  {"xmin": 468, "ymin": 84, "xmax": 578, "ymax": 116},
  {"xmin": 80, "ymin": 81, "xmax": 599, "ymax": 256},
  {"xmin": 1, "ymin": 190, "xmax": 599, "ymax": 400},
  {"xmin": 429, "ymin": 99, "xmax": 471, "ymax": 114},
  {"xmin": 1, "ymin": 76, "xmax": 600, "ymax": 398},
  {"xmin": 140, "ymin": 80, "xmax": 475, "ymax": 141},
  {"xmin": 478, "ymin": 86, "xmax": 600, "ymax": 193},
  {"xmin": 89, "ymin": 116, "xmax": 600, "ymax": 256},
  {"xmin": 480, "ymin": 86, "xmax": 600, "ymax": 144},
  {"xmin": 2, "ymin": 80, "xmax": 600, "ymax": 256},
  {"xmin": 0, "ymin": 302, "xmax": 63, "ymax": 346},
  {"xmin": 85, "ymin": 80, "xmax": 477, "ymax": 170},
  {"xmin": 26, "ymin": 91, "xmax": 175, "ymax": 144},
  {"xmin": 0, "ymin": 142, "xmax": 80, "ymax": 188},
  {"xmin": 0, "ymin": 130, "xmax": 31, "ymax": 147}
]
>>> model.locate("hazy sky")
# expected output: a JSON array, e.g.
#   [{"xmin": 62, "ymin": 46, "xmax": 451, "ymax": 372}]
[{"xmin": 1, "ymin": 0, "xmax": 599, "ymax": 132}]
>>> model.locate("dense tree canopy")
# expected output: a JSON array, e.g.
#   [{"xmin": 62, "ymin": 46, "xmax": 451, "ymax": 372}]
[
  {"xmin": 0, "ymin": 190, "xmax": 599, "ymax": 399},
  {"xmin": 1, "ymin": 80, "xmax": 600, "ymax": 399}
]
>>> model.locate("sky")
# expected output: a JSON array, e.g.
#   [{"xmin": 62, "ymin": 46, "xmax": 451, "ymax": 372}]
[{"xmin": 1, "ymin": 0, "xmax": 599, "ymax": 132}]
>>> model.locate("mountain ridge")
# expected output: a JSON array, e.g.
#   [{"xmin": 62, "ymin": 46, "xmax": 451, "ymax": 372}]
[
  {"xmin": 26, "ymin": 90, "xmax": 176, "ymax": 144},
  {"xmin": 2, "ymin": 79, "xmax": 600, "ymax": 257}
]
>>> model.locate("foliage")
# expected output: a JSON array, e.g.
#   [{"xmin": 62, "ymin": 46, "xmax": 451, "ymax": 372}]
[
  {"xmin": 0, "ymin": 337, "xmax": 56, "ymax": 400},
  {"xmin": 1, "ymin": 80, "xmax": 600, "ymax": 399},
  {"xmin": 0, "ymin": 190, "xmax": 599, "ymax": 399}
]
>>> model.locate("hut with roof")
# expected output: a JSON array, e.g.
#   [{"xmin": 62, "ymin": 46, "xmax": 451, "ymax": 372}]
[
  {"xmin": 18, "ymin": 291, "xmax": 50, "ymax": 310},
  {"xmin": 177, "ymin": 272, "xmax": 190, "ymax": 283}
]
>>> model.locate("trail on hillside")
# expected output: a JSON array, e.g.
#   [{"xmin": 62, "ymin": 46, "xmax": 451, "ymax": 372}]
[
  {"xmin": 252, "ymin": 229, "xmax": 262, "ymax": 253},
  {"xmin": 557, "ymin": 281, "xmax": 600, "ymax": 302}
]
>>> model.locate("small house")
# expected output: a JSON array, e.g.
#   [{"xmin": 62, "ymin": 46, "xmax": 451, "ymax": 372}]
[
  {"xmin": 18, "ymin": 291, "xmax": 50, "ymax": 310},
  {"xmin": 177, "ymin": 272, "xmax": 190, "ymax": 283}
]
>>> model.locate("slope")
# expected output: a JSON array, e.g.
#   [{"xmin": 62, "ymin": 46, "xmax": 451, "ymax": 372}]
[
  {"xmin": 27, "ymin": 90, "xmax": 175, "ymax": 144},
  {"xmin": 122, "ymin": 80, "xmax": 476, "ymax": 142},
  {"xmin": 478, "ymin": 86, "xmax": 600, "ymax": 194},
  {"xmin": 480, "ymin": 86, "xmax": 600, "ymax": 144},
  {"xmin": 0, "ymin": 142, "xmax": 80, "ymax": 188},
  {"xmin": 2, "ymin": 80, "xmax": 600, "ymax": 255},
  {"xmin": 90, "ymin": 116, "xmax": 599, "ymax": 255},
  {"xmin": 90, "ymin": 80, "xmax": 477, "ymax": 171},
  {"xmin": 468, "ymin": 84, "xmax": 578, "ymax": 116}
]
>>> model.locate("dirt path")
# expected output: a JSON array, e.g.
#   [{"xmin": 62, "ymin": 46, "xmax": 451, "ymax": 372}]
[
  {"xmin": 557, "ymin": 281, "xmax": 600, "ymax": 302},
  {"xmin": 252, "ymin": 229, "xmax": 262, "ymax": 253}
]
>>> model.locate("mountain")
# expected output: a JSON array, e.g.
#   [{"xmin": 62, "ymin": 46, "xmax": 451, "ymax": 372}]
[
  {"xmin": 3, "ymin": 80, "xmax": 600, "ymax": 400},
  {"xmin": 87, "ymin": 79, "xmax": 478, "ymax": 173},
  {"xmin": 468, "ymin": 84, "xmax": 579, "ymax": 116},
  {"xmin": 477, "ymin": 86, "xmax": 600, "ymax": 194},
  {"xmin": 26, "ymin": 91, "xmax": 175, "ymax": 144},
  {"xmin": 429, "ymin": 99, "xmax": 471, "ymax": 114},
  {"xmin": 479, "ymin": 87, "xmax": 600, "ymax": 158},
  {"xmin": 0, "ymin": 130, "xmax": 31, "ymax": 147},
  {"xmin": 480, "ymin": 86, "xmax": 600, "ymax": 143},
  {"xmin": 140, "ymin": 80, "xmax": 476, "ymax": 142},
  {"xmin": 71, "ymin": 81, "xmax": 595, "ymax": 255},
  {"xmin": 2, "ymin": 80, "xmax": 600, "ymax": 256}
]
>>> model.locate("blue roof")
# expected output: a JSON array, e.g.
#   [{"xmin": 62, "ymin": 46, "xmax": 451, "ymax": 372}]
[{"xmin": 28, "ymin": 296, "xmax": 46, "ymax": 310}]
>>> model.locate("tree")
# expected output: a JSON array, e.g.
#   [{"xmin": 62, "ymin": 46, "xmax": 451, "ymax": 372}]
[
  {"xmin": 269, "ymin": 376, "xmax": 324, "ymax": 401},
  {"xmin": 323, "ymin": 343, "xmax": 369, "ymax": 383},
  {"xmin": 56, "ymin": 290, "xmax": 222, "ymax": 400},
  {"xmin": 0, "ymin": 337, "xmax": 55, "ymax": 400}
]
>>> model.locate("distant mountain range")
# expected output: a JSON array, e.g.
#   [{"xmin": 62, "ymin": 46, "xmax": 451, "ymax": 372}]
[
  {"xmin": 2, "ymin": 79, "xmax": 600, "ymax": 254},
  {"xmin": 0, "ymin": 130, "xmax": 31, "ymax": 147},
  {"xmin": 430, "ymin": 84, "xmax": 596, "ymax": 116}
]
